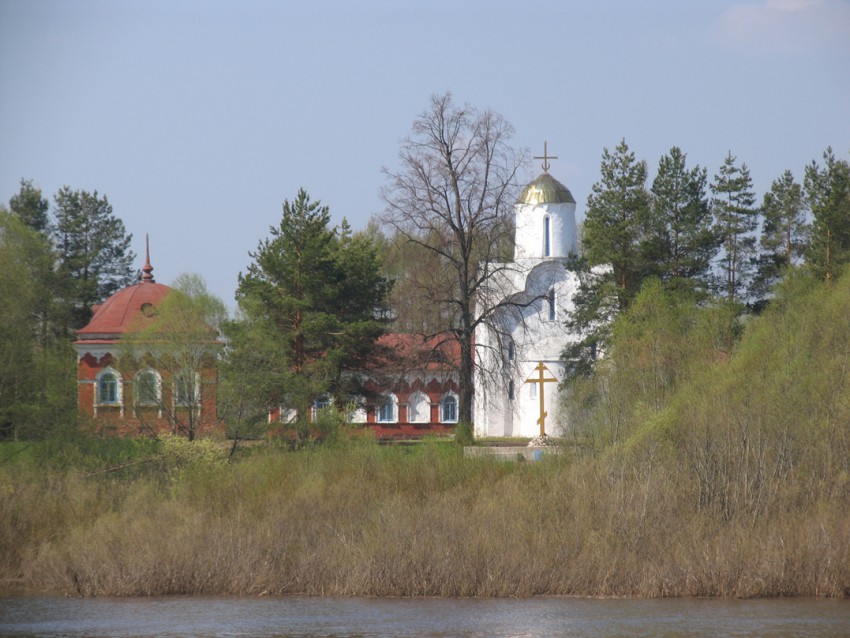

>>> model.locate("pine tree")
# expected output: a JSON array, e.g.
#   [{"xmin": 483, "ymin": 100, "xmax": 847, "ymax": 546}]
[
  {"xmin": 711, "ymin": 152, "xmax": 759, "ymax": 305},
  {"xmin": 52, "ymin": 187, "xmax": 136, "ymax": 328},
  {"xmin": 229, "ymin": 189, "xmax": 391, "ymax": 440},
  {"xmin": 581, "ymin": 139, "xmax": 651, "ymax": 310},
  {"xmin": 751, "ymin": 170, "xmax": 808, "ymax": 305},
  {"xmin": 9, "ymin": 179, "xmax": 50, "ymax": 233},
  {"xmin": 647, "ymin": 147, "xmax": 718, "ymax": 291},
  {"xmin": 563, "ymin": 139, "xmax": 650, "ymax": 375},
  {"xmin": 804, "ymin": 148, "xmax": 850, "ymax": 283}
]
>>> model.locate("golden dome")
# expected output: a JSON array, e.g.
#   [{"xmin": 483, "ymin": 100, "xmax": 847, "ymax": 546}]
[{"xmin": 517, "ymin": 172, "xmax": 576, "ymax": 205}]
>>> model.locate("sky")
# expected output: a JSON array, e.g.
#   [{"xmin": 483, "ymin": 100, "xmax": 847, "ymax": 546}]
[{"xmin": 2, "ymin": 0, "xmax": 849, "ymax": 309}]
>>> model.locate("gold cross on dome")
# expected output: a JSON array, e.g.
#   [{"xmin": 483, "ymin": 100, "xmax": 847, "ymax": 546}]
[
  {"xmin": 534, "ymin": 141, "xmax": 558, "ymax": 173},
  {"xmin": 525, "ymin": 361, "xmax": 559, "ymax": 436}
]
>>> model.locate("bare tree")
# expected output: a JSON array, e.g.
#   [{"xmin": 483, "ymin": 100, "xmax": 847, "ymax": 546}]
[{"xmin": 381, "ymin": 93, "xmax": 527, "ymax": 425}]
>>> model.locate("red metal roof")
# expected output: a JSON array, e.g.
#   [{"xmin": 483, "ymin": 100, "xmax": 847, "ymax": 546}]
[
  {"xmin": 75, "ymin": 280, "xmax": 172, "ymax": 341},
  {"xmin": 375, "ymin": 333, "xmax": 462, "ymax": 371}
]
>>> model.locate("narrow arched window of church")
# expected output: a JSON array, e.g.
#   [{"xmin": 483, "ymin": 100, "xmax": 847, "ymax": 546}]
[
  {"xmin": 544, "ymin": 216, "xmax": 551, "ymax": 257},
  {"xmin": 548, "ymin": 288, "xmax": 556, "ymax": 321}
]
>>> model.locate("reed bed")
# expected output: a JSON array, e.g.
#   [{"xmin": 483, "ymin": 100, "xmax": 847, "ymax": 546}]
[{"xmin": 2, "ymin": 438, "xmax": 848, "ymax": 598}]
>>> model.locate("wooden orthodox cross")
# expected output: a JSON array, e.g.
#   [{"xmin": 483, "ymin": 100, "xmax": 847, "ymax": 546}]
[
  {"xmin": 525, "ymin": 361, "xmax": 559, "ymax": 437},
  {"xmin": 534, "ymin": 141, "xmax": 558, "ymax": 173}
]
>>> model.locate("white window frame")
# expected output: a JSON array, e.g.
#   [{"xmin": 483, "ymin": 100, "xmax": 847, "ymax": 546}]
[
  {"xmin": 134, "ymin": 369, "xmax": 161, "ymax": 406},
  {"xmin": 440, "ymin": 392, "xmax": 458, "ymax": 423},
  {"xmin": 312, "ymin": 395, "xmax": 332, "ymax": 420},
  {"xmin": 174, "ymin": 370, "xmax": 200, "ymax": 407},
  {"xmin": 377, "ymin": 394, "xmax": 398, "ymax": 423},
  {"xmin": 407, "ymin": 390, "xmax": 430, "ymax": 423},
  {"xmin": 96, "ymin": 367, "xmax": 123, "ymax": 406}
]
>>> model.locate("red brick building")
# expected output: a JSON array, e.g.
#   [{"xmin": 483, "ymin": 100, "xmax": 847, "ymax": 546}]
[
  {"xmin": 267, "ymin": 334, "xmax": 461, "ymax": 440},
  {"xmin": 361, "ymin": 334, "xmax": 460, "ymax": 439},
  {"xmin": 73, "ymin": 249, "xmax": 221, "ymax": 438}
]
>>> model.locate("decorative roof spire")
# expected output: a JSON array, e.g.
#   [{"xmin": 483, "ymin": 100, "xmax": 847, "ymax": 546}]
[
  {"xmin": 142, "ymin": 234, "xmax": 155, "ymax": 283},
  {"xmin": 534, "ymin": 141, "xmax": 558, "ymax": 174}
]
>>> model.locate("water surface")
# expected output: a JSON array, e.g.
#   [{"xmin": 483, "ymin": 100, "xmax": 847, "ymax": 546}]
[{"xmin": 1, "ymin": 594, "xmax": 848, "ymax": 637}]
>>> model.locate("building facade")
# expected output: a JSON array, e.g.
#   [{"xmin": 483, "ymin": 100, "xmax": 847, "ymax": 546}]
[{"xmin": 73, "ymin": 250, "xmax": 222, "ymax": 438}]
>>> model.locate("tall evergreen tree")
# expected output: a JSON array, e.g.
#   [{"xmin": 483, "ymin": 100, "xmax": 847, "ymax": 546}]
[
  {"xmin": 52, "ymin": 187, "xmax": 136, "ymax": 328},
  {"xmin": 563, "ymin": 139, "xmax": 650, "ymax": 375},
  {"xmin": 711, "ymin": 152, "xmax": 759, "ymax": 305},
  {"xmin": 804, "ymin": 147, "xmax": 850, "ymax": 283},
  {"xmin": 751, "ymin": 170, "xmax": 808, "ymax": 305},
  {"xmin": 229, "ymin": 189, "xmax": 391, "ymax": 439},
  {"xmin": 9, "ymin": 179, "xmax": 50, "ymax": 233},
  {"xmin": 647, "ymin": 147, "xmax": 718, "ymax": 291},
  {"xmin": 581, "ymin": 139, "xmax": 651, "ymax": 310}
]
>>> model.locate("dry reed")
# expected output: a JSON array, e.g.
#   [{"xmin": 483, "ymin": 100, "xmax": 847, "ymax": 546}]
[{"xmin": 2, "ymin": 440, "xmax": 847, "ymax": 598}]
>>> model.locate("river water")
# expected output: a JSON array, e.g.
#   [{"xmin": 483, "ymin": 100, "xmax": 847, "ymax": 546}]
[{"xmin": 1, "ymin": 594, "xmax": 848, "ymax": 637}]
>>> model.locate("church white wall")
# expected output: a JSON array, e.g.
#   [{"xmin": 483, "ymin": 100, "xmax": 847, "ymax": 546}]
[
  {"xmin": 515, "ymin": 359, "xmax": 564, "ymax": 439},
  {"xmin": 473, "ymin": 261, "xmax": 581, "ymax": 439},
  {"xmin": 514, "ymin": 201, "xmax": 577, "ymax": 260}
]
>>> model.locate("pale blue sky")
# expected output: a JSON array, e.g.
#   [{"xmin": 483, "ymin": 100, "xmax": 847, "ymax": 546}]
[{"xmin": 2, "ymin": 0, "xmax": 849, "ymax": 307}]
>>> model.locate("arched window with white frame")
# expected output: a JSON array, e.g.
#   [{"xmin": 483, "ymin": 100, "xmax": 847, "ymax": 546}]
[
  {"xmin": 407, "ymin": 390, "xmax": 429, "ymax": 423},
  {"xmin": 440, "ymin": 392, "xmax": 458, "ymax": 423},
  {"xmin": 134, "ymin": 369, "xmax": 161, "ymax": 405},
  {"xmin": 96, "ymin": 367, "xmax": 122, "ymax": 405},
  {"xmin": 174, "ymin": 370, "xmax": 200, "ymax": 407},
  {"xmin": 312, "ymin": 395, "xmax": 332, "ymax": 420},
  {"xmin": 378, "ymin": 394, "xmax": 398, "ymax": 423}
]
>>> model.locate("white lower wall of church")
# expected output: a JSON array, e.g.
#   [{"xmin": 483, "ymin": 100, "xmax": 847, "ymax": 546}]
[
  {"xmin": 473, "ymin": 359, "xmax": 566, "ymax": 439},
  {"xmin": 515, "ymin": 360, "xmax": 564, "ymax": 438},
  {"xmin": 473, "ymin": 259, "xmax": 580, "ymax": 439}
]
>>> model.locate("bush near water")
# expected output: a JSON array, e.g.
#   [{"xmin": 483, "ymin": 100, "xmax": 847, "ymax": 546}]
[{"xmin": 1, "ymin": 271, "xmax": 849, "ymax": 598}]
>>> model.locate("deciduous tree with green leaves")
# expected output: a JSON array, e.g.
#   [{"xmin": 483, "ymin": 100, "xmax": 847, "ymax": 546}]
[
  {"xmin": 228, "ymin": 189, "xmax": 391, "ymax": 442},
  {"xmin": 120, "ymin": 274, "xmax": 226, "ymax": 441},
  {"xmin": 0, "ymin": 210, "xmax": 75, "ymax": 440}
]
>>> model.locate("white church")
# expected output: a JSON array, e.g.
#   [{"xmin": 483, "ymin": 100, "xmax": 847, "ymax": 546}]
[{"xmin": 473, "ymin": 146, "xmax": 582, "ymax": 439}]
